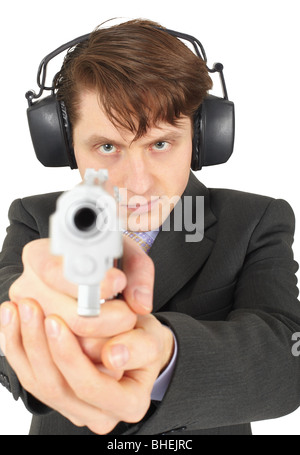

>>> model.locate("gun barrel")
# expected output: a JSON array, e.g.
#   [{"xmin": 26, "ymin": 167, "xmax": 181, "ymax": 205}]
[
  {"xmin": 78, "ymin": 284, "xmax": 101, "ymax": 317},
  {"xmin": 73, "ymin": 206, "xmax": 98, "ymax": 233}
]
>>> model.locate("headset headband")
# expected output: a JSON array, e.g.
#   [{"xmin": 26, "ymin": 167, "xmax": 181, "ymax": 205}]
[
  {"xmin": 25, "ymin": 28, "xmax": 229, "ymax": 106},
  {"xmin": 25, "ymin": 26, "xmax": 235, "ymax": 170}
]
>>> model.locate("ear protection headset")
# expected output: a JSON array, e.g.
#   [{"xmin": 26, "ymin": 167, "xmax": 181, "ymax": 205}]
[{"xmin": 25, "ymin": 27, "xmax": 235, "ymax": 171}]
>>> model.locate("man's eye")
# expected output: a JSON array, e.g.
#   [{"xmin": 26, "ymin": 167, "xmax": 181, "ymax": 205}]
[
  {"xmin": 99, "ymin": 144, "xmax": 117, "ymax": 154},
  {"xmin": 152, "ymin": 141, "xmax": 169, "ymax": 151}
]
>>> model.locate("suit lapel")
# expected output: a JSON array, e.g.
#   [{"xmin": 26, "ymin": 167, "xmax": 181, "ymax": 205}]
[{"xmin": 149, "ymin": 173, "xmax": 217, "ymax": 312}]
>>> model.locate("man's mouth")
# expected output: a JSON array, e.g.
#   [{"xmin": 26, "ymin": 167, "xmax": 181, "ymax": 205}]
[{"xmin": 123, "ymin": 197, "xmax": 160, "ymax": 214}]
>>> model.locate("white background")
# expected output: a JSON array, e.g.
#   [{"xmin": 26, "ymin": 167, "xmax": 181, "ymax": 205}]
[{"xmin": 0, "ymin": 0, "xmax": 299, "ymax": 435}]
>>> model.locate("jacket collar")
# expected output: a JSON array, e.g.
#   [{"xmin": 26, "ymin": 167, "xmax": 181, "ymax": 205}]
[{"xmin": 148, "ymin": 172, "xmax": 217, "ymax": 311}]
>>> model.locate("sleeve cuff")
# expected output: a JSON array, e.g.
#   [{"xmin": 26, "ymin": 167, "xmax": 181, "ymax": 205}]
[{"xmin": 151, "ymin": 329, "xmax": 178, "ymax": 401}]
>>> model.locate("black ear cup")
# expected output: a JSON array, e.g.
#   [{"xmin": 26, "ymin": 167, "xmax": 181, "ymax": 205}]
[
  {"xmin": 27, "ymin": 95, "xmax": 77, "ymax": 168},
  {"xmin": 192, "ymin": 95, "xmax": 235, "ymax": 171},
  {"xmin": 27, "ymin": 92, "xmax": 234, "ymax": 171}
]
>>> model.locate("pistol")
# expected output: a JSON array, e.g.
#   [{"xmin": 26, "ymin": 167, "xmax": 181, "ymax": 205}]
[{"xmin": 50, "ymin": 169, "xmax": 123, "ymax": 317}]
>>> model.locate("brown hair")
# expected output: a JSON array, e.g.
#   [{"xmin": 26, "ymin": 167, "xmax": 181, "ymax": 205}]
[{"xmin": 55, "ymin": 19, "xmax": 213, "ymax": 139}]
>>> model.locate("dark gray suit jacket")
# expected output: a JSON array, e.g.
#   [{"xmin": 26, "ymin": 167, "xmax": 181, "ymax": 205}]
[{"xmin": 0, "ymin": 173, "xmax": 300, "ymax": 435}]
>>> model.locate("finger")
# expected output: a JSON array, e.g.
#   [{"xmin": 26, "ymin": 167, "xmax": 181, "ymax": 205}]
[
  {"xmin": 0, "ymin": 301, "xmax": 81, "ymax": 423},
  {"xmin": 101, "ymin": 267, "xmax": 127, "ymax": 300},
  {"xmin": 41, "ymin": 256, "xmax": 127, "ymax": 301},
  {"xmin": 0, "ymin": 302, "xmax": 32, "ymax": 382},
  {"xmin": 12, "ymin": 272, "xmax": 136, "ymax": 339},
  {"xmin": 101, "ymin": 315, "xmax": 168, "ymax": 374},
  {"xmin": 101, "ymin": 331, "xmax": 159, "ymax": 373},
  {"xmin": 16, "ymin": 298, "xmax": 86, "ymax": 423},
  {"xmin": 69, "ymin": 298, "xmax": 137, "ymax": 338},
  {"xmin": 45, "ymin": 315, "xmax": 117, "ymax": 408},
  {"xmin": 45, "ymin": 315, "xmax": 151, "ymax": 424},
  {"xmin": 121, "ymin": 236, "xmax": 155, "ymax": 314},
  {"xmin": 95, "ymin": 363, "xmax": 124, "ymax": 380},
  {"xmin": 45, "ymin": 316, "xmax": 127, "ymax": 408},
  {"xmin": 13, "ymin": 299, "xmax": 119, "ymax": 433},
  {"xmin": 78, "ymin": 336, "xmax": 125, "ymax": 378},
  {"xmin": 17, "ymin": 238, "xmax": 127, "ymax": 301},
  {"xmin": 78, "ymin": 336, "xmax": 107, "ymax": 362},
  {"xmin": 18, "ymin": 298, "xmax": 67, "ymax": 385}
]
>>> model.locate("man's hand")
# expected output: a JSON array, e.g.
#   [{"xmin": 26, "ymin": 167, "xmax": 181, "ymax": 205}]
[
  {"xmin": 0, "ymin": 297, "xmax": 174, "ymax": 434},
  {"xmin": 0, "ymin": 235, "xmax": 175, "ymax": 432},
  {"xmin": 7, "ymin": 237, "xmax": 155, "ymax": 361}
]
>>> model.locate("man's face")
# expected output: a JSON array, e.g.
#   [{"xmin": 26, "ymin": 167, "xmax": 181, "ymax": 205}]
[{"xmin": 73, "ymin": 90, "xmax": 193, "ymax": 231}]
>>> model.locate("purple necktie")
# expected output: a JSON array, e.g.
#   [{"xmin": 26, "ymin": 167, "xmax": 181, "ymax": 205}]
[{"xmin": 122, "ymin": 230, "xmax": 157, "ymax": 253}]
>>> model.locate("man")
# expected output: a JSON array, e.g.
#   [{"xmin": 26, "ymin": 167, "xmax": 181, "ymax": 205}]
[{"xmin": 0, "ymin": 19, "xmax": 299, "ymax": 435}]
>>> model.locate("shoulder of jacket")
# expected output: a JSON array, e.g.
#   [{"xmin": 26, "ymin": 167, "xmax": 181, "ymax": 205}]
[
  {"xmin": 18, "ymin": 192, "xmax": 62, "ymax": 214},
  {"xmin": 209, "ymin": 187, "xmax": 273, "ymax": 204},
  {"xmin": 207, "ymin": 187, "xmax": 295, "ymax": 232},
  {"xmin": 8, "ymin": 192, "xmax": 63, "ymax": 226},
  {"xmin": 208, "ymin": 187, "xmax": 274, "ymax": 215},
  {"xmin": 189, "ymin": 174, "xmax": 274, "ymax": 213}
]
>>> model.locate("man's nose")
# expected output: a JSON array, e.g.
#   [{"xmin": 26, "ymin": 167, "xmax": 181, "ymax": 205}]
[{"xmin": 122, "ymin": 154, "xmax": 153, "ymax": 195}]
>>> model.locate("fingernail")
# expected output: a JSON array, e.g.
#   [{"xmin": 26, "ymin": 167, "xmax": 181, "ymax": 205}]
[
  {"xmin": 134, "ymin": 287, "xmax": 152, "ymax": 311},
  {"xmin": 45, "ymin": 318, "xmax": 61, "ymax": 338},
  {"xmin": 19, "ymin": 302, "xmax": 33, "ymax": 323},
  {"xmin": 0, "ymin": 306, "xmax": 13, "ymax": 327},
  {"xmin": 109, "ymin": 344, "xmax": 129, "ymax": 368}
]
